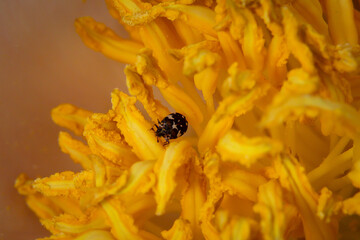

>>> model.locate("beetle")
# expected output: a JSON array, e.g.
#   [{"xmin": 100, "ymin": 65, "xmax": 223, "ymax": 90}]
[{"xmin": 152, "ymin": 113, "xmax": 188, "ymax": 144}]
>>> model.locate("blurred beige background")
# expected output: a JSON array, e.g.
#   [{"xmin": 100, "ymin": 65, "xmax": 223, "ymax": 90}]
[{"xmin": 0, "ymin": 1, "xmax": 127, "ymax": 239}]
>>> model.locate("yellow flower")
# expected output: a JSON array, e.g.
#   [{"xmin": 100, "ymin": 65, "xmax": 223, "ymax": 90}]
[{"xmin": 15, "ymin": 0, "xmax": 360, "ymax": 239}]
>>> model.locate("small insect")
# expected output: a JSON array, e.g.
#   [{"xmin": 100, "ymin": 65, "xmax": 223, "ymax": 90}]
[{"xmin": 152, "ymin": 112, "xmax": 188, "ymax": 144}]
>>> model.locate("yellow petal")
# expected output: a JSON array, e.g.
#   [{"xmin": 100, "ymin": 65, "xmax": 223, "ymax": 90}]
[
  {"xmin": 112, "ymin": 0, "xmax": 146, "ymax": 14},
  {"xmin": 173, "ymin": 19, "xmax": 204, "ymax": 45},
  {"xmin": 275, "ymin": 154, "xmax": 337, "ymax": 240},
  {"xmin": 138, "ymin": 20, "xmax": 185, "ymax": 83},
  {"xmin": 217, "ymin": 31, "xmax": 246, "ymax": 68},
  {"xmin": 265, "ymin": 35, "xmax": 288, "ymax": 86},
  {"xmin": 219, "ymin": 214, "xmax": 256, "ymax": 240},
  {"xmin": 101, "ymin": 198, "xmax": 142, "ymax": 240},
  {"xmin": 216, "ymin": 129, "xmax": 282, "ymax": 168},
  {"xmin": 26, "ymin": 194, "xmax": 62, "ymax": 220},
  {"xmin": 220, "ymin": 164, "xmax": 267, "ymax": 202},
  {"xmin": 198, "ymin": 84, "xmax": 269, "ymax": 152},
  {"xmin": 317, "ymin": 187, "xmax": 342, "ymax": 223},
  {"xmin": 326, "ymin": 0, "xmax": 358, "ymax": 45},
  {"xmin": 240, "ymin": 8, "xmax": 266, "ymax": 71},
  {"xmin": 59, "ymin": 131, "xmax": 93, "ymax": 170},
  {"xmin": 161, "ymin": 218, "xmax": 193, "ymax": 240},
  {"xmin": 135, "ymin": 49, "xmax": 205, "ymax": 134},
  {"xmin": 111, "ymin": 90, "xmax": 164, "ymax": 160},
  {"xmin": 75, "ymin": 230, "xmax": 116, "ymax": 240},
  {"xmin": 75, "ymin": 17, "xmax": 143, "ymax": 64},
  {"xmin": 117, "ymin": 160, "xmax": 155, "ymax": 197},
  {"xmin": 164, "ymin": 4, "xmax": 217, "ymax": 37},
  {"xmin": 33, "ymin": 171, "xmax": 94, "ymax": 199},
  {"xmin": 80, "ymin": 171, "xmax": 127, "ymax": 208},
  {"xmin": 332, "ymin": 44, "xmax": 358, "ymax": 73},
  {"xmin": 179, "ymin": 40, "xmax": 221, "ymax": 113},
  {"xmin": 308, "ymin": 146, "xmax": 353, "ymax": 191},
  {"xmin": 261, "ymin": 95, "xmax": 360, "ymax": 138},
  {"xmin": 125, "ymin": 65, "xmax": 170, "ymax": 122},
  {"xmin": 291, "ymin": 0, "xmax": 329, "ymax": 39},
  {"xmin": 180, "ymin": 163, "xmax": 206, "ymax": 239},
  {"xmin": 343, "ymin": 192, "xmax": 360, "ymax": 215},
  {"xmin": 154, "ymin": 140, "xmax": 196, "ymax": 215},
  {"xmin": 83, "ymin": 113, "xmax": 139, "ymax": 167},
  {"xmin": 51, "ymin": 104, "xmax": 92, "ymax": 136},
  {"xmin": 281, "ymin": 7, "xmax": 315, "ymax": 73},
  {"xmin": 15, "ymin": 173, "xmax": 37, "ymax": 195},
  {"xmin": 49, "ymin": 196, "xmax": 84, "ymax": 217},
  {"xmin": 41, "ymin": 208, "xmax": 109, "ymax": 235},
  {"xmin": 200, "ymin": 152, "xmax": 224, "ymax": 240},
  {"xmin": 137, "ymin": 20, "xmax": 208, "ymax": 116},
  {"xmin": 253, "ymin": 180, "xmax": 285, "ymax": 240}
]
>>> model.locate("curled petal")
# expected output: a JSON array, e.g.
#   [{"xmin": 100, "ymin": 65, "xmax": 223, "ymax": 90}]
[
  {"xmin": 342, "ymin": 192, "xmax": 360, "ymax": 215},
  {"xmin": 119, "ymin": 160, "xmax": 156, "ymax": 195},
  {"xmin": 220, "ymin": 164, "xmax": 267, "ymax": 202},
  {"xmin": 154, "ymin": 140, "xmax": 196, "ymax": 215},
  {"xmin": 160, "ymin": 84, "xmax": 204, "ymax": 134},
  {"xmin": 59, "ymin": 132, "xmax": 93, "ymax": 170},
  {"xmin": 308, "ymin": 147, "xmax": 353, "ymax": 191},
  {"xmin": 240, "ymin": 8, "xmax": 266, "ymax": 71},
  {"xmin": 135, "ymin": 49, "xmax": 205, "ymax": 133},
  {"xmin": 180, "ymin": 163, "xmax": 206, "ymax": 239},
  {"xmin": 15, "ymin": 173, "xmax": 37, "ymax": 196},
  {"xmin": 291, "ymin": 0, "xmax": 329, "ymax": 38},
  {"xmin": 178, "ymin": 40, "xmax": 221, "ymax": 112},
  {"xmin": 317, "ymin": 188, "xmax": 342, "ymax": 223},
  {"xmin": 138, "ymin": 22, "xmax": 208, "ymax": 119},
  {"xmin": 111, "ymin": 90, "xmax": 164, "ymax": 160},
  {"xmin": 80, "ymin": 172, "xmax": 127, "ymax": 208},
  {"xmin": 284, "ymin": 68, "xmax": 319, "ymax": 95},
  {"xmin": 41, "ymin": 209, "xmax": 109, "ymax": 235},
  {"xmin": 282, "ymin": 7, "xmax": 315, "ymax": 73},
  {"xmin": 75, "ymin": 17, "xmax": 143, "ymax": 64},
  {"xmin": 91, "ymin": 155, "xmax": 107, "ymax": 187},
  {"xmin": 219, "ymin": 213, "xmax": 257, "ymax": 240},
  {"xmin": 164, "ymin": 4, "xmax": 216, "ymax": 37},
  {"xmin": 332, "ymin": 44, "xmax": 358, "ymax": 73},
  {"xmin": 216, "ymin": 130, "xmax": 282, "ymax": 168},
  {"xmin": 26, "ymin": 194, "xmax": 63, "ymax": 220},
  {"xmin": 265, "ymin": 35, "xmax": 288, "ymax": 86},
  {"xmin": 261, "ymin": 95, "xmax": 360, "ymax": 137},
  {"xmin": 221, "ymin": 64, "xmax": 258, "ymax": 96},
  {"xmin": 83, "ymin": 113, "xmax": 139, "ymax": 167},
  {"xmin": 112, "ymin": 0, "xmax": 148, "ymax": 15},
  {"xmin": 275, "ymin": 154, "xmax": 337, "ymax": 240},
  {"xmin": 173, "ymin": 19, "xmax": 204, "ymax": 45},
  {"xmin": 200, "ymin": 188, "xmax": 223, "ymax": 240},
  {"xmin": 256, "ymin": 0, "xmax": 283, "ymax": 35},
  {"xmin": 161, "ymin": 218, "xmax": 193, "ymax": 240},
  {"xmin": 101, "ymin": 198, "xmax": 142, "ymax": 240},
  {"xmin": 198, "ymin": 84, "xmax": 269, "ymax": 152},
  {"xmin": 51, "ymin": 104, "xmax": 92, "ymax": 136},
  {"xmin": 49, "ymin": 196, "xmax": 84, "ymax": 217},
  {"xmin": 217, "ymin": 31, "xmax": 246, "ymax": 68},
  {"xmin": 125, "ymin": 65, "xmax": 170, "ymax": 122},
  {"xmin": 253, "ymin": 180, "xmax": 285, "ymax": 240},
  {"xmin": 33, "ymin": 171, "xmax": 94, "ymax": 199}
]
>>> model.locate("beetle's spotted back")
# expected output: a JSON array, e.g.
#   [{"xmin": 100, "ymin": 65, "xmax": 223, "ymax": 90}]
[{"xmin": 153, "ymin": 112, "xmax": 188, "ymax": 144}]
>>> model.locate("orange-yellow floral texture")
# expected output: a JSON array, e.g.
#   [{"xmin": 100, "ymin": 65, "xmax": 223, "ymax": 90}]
[{"xmin": 15, "ymin": 0, "xmax": 360, "ymax": 239}]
